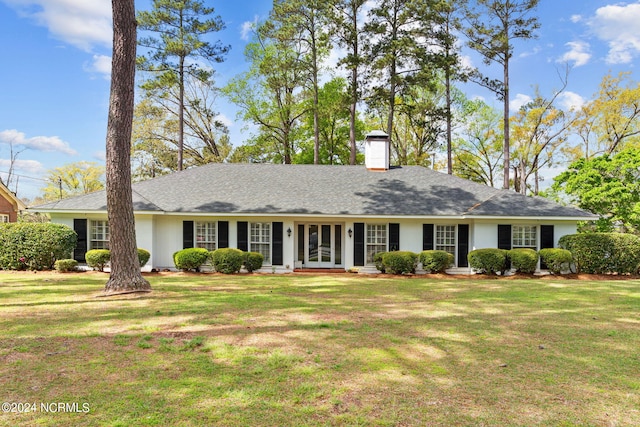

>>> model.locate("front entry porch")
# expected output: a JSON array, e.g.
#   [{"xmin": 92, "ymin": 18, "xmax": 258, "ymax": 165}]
[{"xmin": 295, "ymin": 223, "xmax": 345, "ymax": 270}]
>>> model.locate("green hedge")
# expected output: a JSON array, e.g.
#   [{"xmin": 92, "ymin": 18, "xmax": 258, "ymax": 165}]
[
  {"xmin": 468, "ymin": 248, "xmax": 508, "ymax": 275},
  {"xmin": 137, "ymin": 248, "xmax": 151, "ymax": 268},
  {"xmin": 0, "ymin": 223, "xmax": 77, "ymax": 270},
  {"xmin": 559, "ymin": 233, "xmax": 640, "ymax": 274},
  {"xmin": 86, "ymin": 248, "xmax": 151, "ymax": 271},
  {"xmin": 508, "ymin": 248, "xmax": 539, "ymax": 274},
  {"xmin": 54, "ymin": 259, "xmax": 78, "ymax": 272},
  {"xmin": 243, "ymin": 251, "xmax": 264, "ymax": 273},
  {"xmin": 86, "ymin": 249, "xmax": 111, "ymax": 271},
  {"xmin": 373, "ymin": 252, "xmax": 386, "ymax": 273},
  {"xmin": 381, "ymin": 251, "xmax": 418, "ymax": 275},
  {"xmin": 211, "ymin": 248, "xmax": 244, "ymax": 274},
  {"xmin": 419, "ymin": 250, "xmax": 454, "ymax": 273},
  {"xmin": 173, "ymin": 248, "xmax": 210, "ymax": 272},
  {"xmin": 539, "ymin": 248, "xmax": 572, "ymax": 274}
]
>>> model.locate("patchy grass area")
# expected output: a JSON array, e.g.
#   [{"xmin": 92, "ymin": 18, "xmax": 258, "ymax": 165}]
[{"xmin": 1, "ymin": 271, "xmax": 639, "ymax": 426}]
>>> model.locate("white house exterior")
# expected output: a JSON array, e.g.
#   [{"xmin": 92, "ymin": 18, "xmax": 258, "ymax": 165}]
[{"xmin": 32, "ymin": 135, "xmax": 595, "ymax": 273}]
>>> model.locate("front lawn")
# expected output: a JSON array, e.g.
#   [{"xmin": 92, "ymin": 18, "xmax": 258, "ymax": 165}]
[{"xmin": 0, "ymin": 272, "xmax": 639, "ymax": 426}]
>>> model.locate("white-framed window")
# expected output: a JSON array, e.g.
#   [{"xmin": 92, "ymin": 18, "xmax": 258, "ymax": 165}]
[
  {"xmin": 251, "ymin": 222, "xmax": 271, "ymax": 263},
  {"xmin": 435, "ymin": 225, "xmax": 456, "ymax": 255},
  {"xmin": 195, "ymin": 221, "xmax": 216, "ymax": 251},
  {"xmin": 512, "ymin": 225, "xmax": 537, "ymax": 249},
  {"xmin": 366, "ymin": 224, "xmax": 387, "ymax": 264},
  {"xmin": 0, "ymin": 214, "xmax": 9, "ymax": 223},
  {"xmin": 90, "ymin": 220, "xmax": 110, "ymax": 250}
]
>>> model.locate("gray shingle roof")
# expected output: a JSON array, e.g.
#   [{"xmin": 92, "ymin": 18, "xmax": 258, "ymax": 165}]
[{"xmin": 32, "ymin": 164, "xmax": 595, "ymax": 219}]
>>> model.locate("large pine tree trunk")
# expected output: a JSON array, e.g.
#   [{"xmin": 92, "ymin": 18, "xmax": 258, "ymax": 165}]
[{"xmin": 104, "ymin": 0, "xmax": 151, "ymax": 294}]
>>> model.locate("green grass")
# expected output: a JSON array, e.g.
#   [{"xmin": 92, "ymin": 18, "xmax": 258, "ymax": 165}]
[{"xmin": 1, "ymin": 271, "xmax": 639, "ymax": 426}]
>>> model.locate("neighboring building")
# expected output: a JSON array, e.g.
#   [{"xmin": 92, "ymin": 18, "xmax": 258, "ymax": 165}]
[
  {"xmin": 31, "ymin": 133, "xmax": 596, "ymax": 273},
  {"xmin": 0, "ymin": 181, "xmax": 26, "ymax": 223}
]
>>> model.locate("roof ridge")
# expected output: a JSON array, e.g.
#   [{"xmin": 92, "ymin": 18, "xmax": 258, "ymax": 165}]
[
  {"xmin": 463, "ymin": 190, "xmax": 503, "ymax": 215},
  {"xmin": 132, "ymin": 188, "xmax": 164, "ymax": 212}
]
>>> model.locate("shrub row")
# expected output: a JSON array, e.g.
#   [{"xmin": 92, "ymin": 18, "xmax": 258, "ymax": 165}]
[
  {"xmin": 559, "ymin": 233, "xmax": 640, "ymax": 274},
  {"xmin": 0, "ymin": 223, "xmax": 77, "ymax": 270},
  {"xmin": 85, "ymin": 248, "xmax": 151, "ymax": 272},
  {"xmin": 468, "ymin": 248, "xmax": 574, "ymax": 275},
  {"xmin": 374, "ymin": 250, "xmax": 454, "ymax": 275},
  {"xmin": 173, "ymin": 248, "xmax": 264, "ymax": 274}
]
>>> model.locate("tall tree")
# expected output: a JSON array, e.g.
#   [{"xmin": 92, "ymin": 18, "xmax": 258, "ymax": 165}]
[
  {"xmin": 510, "ymin": 85, "xmax": 572, "ymax": 195},
  {"xmin": 551, "ymin": 148, "xmax": 640, "ymax": 233},
  {"xmin": 329, "ymin": 0, "xmax": 368, "ymax": 165},
  {"xmin": 452, "ymin": 98, "xmax": 504, "ymax": 187},
  {"xmin": 132, "ymin": 74, "xmax": 231, "ymax": 180},
  {"xmin": 296, "ymin": 78, "xmax": 365, "ymax": 164},
  {"xmin": 365, "ymin": 0, "xmax": 446, "ymax": 159},
  {"xmin": 224, "ymin": 23, "xmax": 307, "ymax": 164},
  {"xmin": 464, "ymin": 0, "xmax": 540, "ymax": 189},
  {"xmin": 436, "ymin": 0, "xmax": 469, "ymax": 174},
  {"xmin": 570, "ymin": 72, "xmax": 640, "ymax": 160},
  {"xmin": 137, "ymin": 0, "xmax": 229, "ymax": 171},
  {"xmin": 104, "ymin": 0, "xmax": 150, "ymax": 293},
  {"xmin": 41, "ymin": 162, "xmax": 105, "ymax": 202},
  {"xmin": 268, "ymin": 0, "xmax": 330, "ymax": 165}
]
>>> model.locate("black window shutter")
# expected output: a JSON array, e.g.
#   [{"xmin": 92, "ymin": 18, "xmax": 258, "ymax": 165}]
[
  {"xmin": 73, "ymin": 219, "xmax": 87, "ymax": 262},
  {"xmin": 540, "ymin": 225, "xmax": 554, "ymax": 269},
  {"xmin": 183, "ymin": 221, "xmax": 194, "ymax": 249},
  {"xmin": 540, "ymin": 225, "xmax": 554, "ymax": 249},
  {"xmin": 237, "ymin": 221, "xmax": 248, "ymax": 251},
  {"xmin": 353, "ymin": 223, "xmax": 365, "ymax": 266},
  {"xmin": 423, "ymin": 224, "xmax": 434, "ymax": 250},
  {"xmin": 389, "ymin": 223, "xmax": 400, "ymax": 251},
  {"xmin": 272, "ymin": 222, "xmax": 283, "ymax": 265},
  {"xmin": 458, "ymin": 224, "xmax": 469, "ymax": 268},
  {"xmin": 218, "ymin": 221, "xmax": 229, "ymax": 248},
  {"xmin": 497, "ymin": 225, "xmax": 512, "ymax": 250}
]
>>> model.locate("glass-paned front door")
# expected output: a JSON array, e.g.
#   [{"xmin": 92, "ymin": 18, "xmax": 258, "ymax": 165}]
[{"xmin": 304, "ymin": 223, "xmax": 343, "ymax": 268}]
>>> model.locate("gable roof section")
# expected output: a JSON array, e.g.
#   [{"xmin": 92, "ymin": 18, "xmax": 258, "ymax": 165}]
[
  {"xmin": 32, "ymin": 163, "xmax": 595, "ymax": 219},
  {"xmin": 0, "ymin": 181, "xmax": 26, "ymax": 211}
]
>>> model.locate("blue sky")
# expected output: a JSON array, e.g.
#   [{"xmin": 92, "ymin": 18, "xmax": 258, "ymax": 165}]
[{"xmin": 0, "ymin": 0, "xmax": 638, "ymax": 201}]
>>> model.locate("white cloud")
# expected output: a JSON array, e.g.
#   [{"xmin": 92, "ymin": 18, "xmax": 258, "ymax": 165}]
[
  {"xmin": 510, "ymin": 93, "xmax": 532, "ymax": 111},
  {"xmin": 570, "ymin": 14, "xmax": 582, "ymax": 24},
  {"xmin": 0, "ymin": 158, "xmax": 45, "ymax": 175},
  {"xmin": 519, "ymin": 46, "xmax": 541, "ymax": 58},
  {"xmin": 4, "ymin": 0, "xmax": 112, "ymax": 52},
  {"xmin": 589, "ymin": 2, "xmax": 640, "ymax": 64},
  {"xmin": 0, "ymin": 129, "xmax": 77, "ymax": 156},
  {"xmin": 557, "ymin": 91, "xmax": 586, "ymax": 112},
  {"xmin": 215, "ymin": 114, "xmax": 233, "ymax": 128},
  {"xmin": 557, "ymin": 41, "xmax": 591, "ymax": 67},
  {"xmin": 93, "ymin": 151, "xmax": 106, "ymax": 162},
  {"xmin": 83, "ymin": 54, "xmax": 112, "ymax": 79},
  {"xmin": 240, "ymin": 16, "xmax": 259, "ymax": 41}
]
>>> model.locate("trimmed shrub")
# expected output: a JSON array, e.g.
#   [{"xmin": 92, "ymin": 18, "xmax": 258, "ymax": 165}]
[
  {"xmin": 468, "ymin": 248, "xmax": 508, "ymax": 275},
  {"xmin": 174, "ymin": 248, "xmax": 210, "ymax": 272},
  {"xmin": 373, "ymin": 252, "xmax": 386, "ymax": 273},
  {"xmin": 137, "ymin": 248, "xmax": 151, "ymax": 268},
  {"xmin": 86, "ymin": 249, "xmax": 111, "ymax": 271},
  {"xmin": 508, "ymin": 248, "xmax": 539, "ymax": 274},
  {"xmin": 243, "ymin": 251, "xmax": 264, "ymax": 273},
  {"xmin": 381, "ymin": 251, "xmax": 418, "ymax": 275},
  {"xmin": 539, "ymin": 248, "xmax": 572, "ymax": 274},
  {"xmin": 419, "ymin": 250, "xmax": 454, "ymax": 273},
  {"xmin": 211, "ymin": 248, "xmax": 244, "ymax": 274},
  {"xmin": 0, "ymin": 223, "xmax": 77, "ymax": 270},
  {"xmin": 54, "ymin": 259, "xmax": 78, "ymax": 272},
  {"xmin": 559, "ymin": 233, "xmax": 640, "ymax": 274}
]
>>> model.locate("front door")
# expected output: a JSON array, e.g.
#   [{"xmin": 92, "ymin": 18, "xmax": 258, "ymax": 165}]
[{"xmin": 303, "ymin": 223, "xmax": 343, "ymax": 268}]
